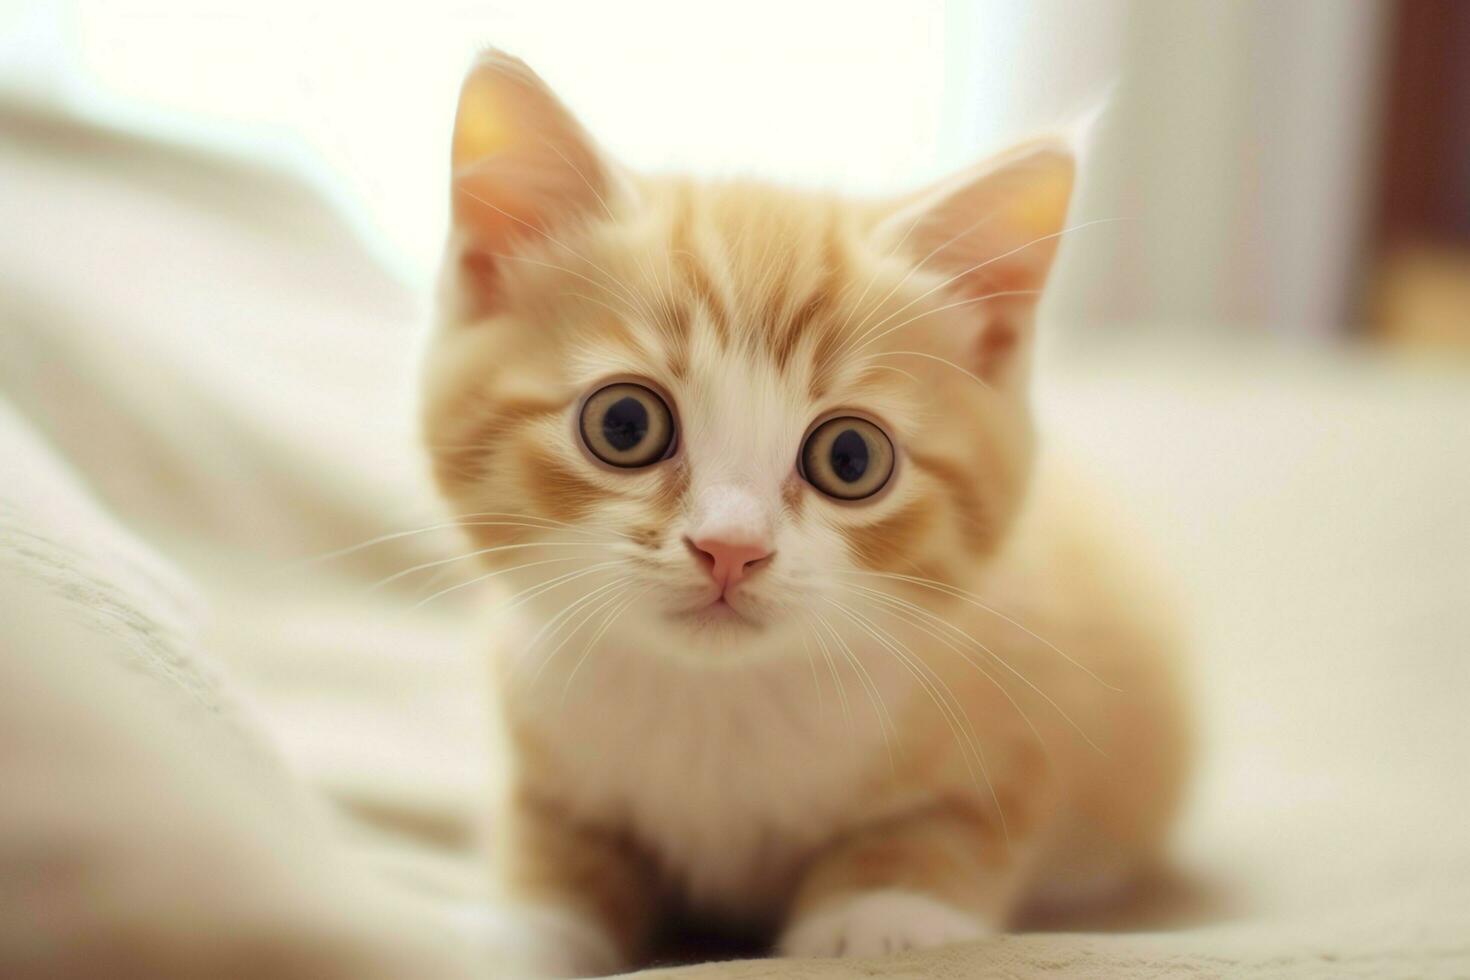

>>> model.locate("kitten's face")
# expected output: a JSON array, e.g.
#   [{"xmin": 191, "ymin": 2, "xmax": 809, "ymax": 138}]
[{"xmin": 423, "ymin": 53, "xmax": 1072, "ymax": 664}]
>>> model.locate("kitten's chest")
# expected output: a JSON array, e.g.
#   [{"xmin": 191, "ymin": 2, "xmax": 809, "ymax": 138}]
[{"xmin": 509, "ymin": 648, "xmax": 906, "ymax": 919}]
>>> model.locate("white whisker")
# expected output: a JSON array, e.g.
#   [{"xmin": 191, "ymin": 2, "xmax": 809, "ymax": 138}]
[
  {"xmin": 538, "ymin": 139, "xmax": 674, "ymax": 331},
  {"xmin": 832, "ymin": 208, "xmax": 927, "ymax": 342},
  {"xmin": 456, "ymin": 180, "xmax": 659, "ymax": 326},
  {"xmin": 485, "ymin": 249, "xmax": 645, "ymax": 321},
  {"xmin": 809, "ymin": 611, "xmax": 853, "ymax": 729},
  {"xmin": 824, "ymin": 595, "xmax": 1008, "ymax": 845},
  {"xmin": 852, "ymin": 290, "xmax": 1039, "ymax": 356},
  {"xmin": 520, "ymin": 576, "xmax": 634, "ymax": 687},
  {"xmin": 367, "ymin": 540, "xmax": 612, "ymax": 592},
  {"xmin": 530, "ymin": 578, "xmax": 634, "ymax": 690},
  {"xmin": 845, "ymin": 584, "xmax": 1054, "ymax": 759},
  {"xmin": 846, "ymin": 217, "xmax": 1130, "ymax": 353},
  {"xmin": 297, "ymin": 512, "xmax": 629, "ymax": 567},
  {"xmin": 814, "ymin": 611, "xmax": 898, "ymax": 774},
  {"xmin": 414, "ymin": 558, "xmax": 627, "ymax": 611},
  {"xmin": 840, "ymin": 208, "xmax": 1003, "ymax": 353},
  {"xmin": 842, "ymin": 570, "xmax": 1120, "ymax": 691},
  {"xmin": 856, "ymin": 349, "xmax": 993, "ymax": 391},
  {"xmin": 797, "ymin": 623, "xmax": 826, "ymax": 717},
  {"xmin": 561, "ymin": 584, "xmax": 652, "ymax": 705}
]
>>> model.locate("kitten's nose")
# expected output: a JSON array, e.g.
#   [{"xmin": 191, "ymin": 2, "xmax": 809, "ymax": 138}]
[{"xmin": 684, "ymin": 535, "xmax": 773, "ymax": 594}]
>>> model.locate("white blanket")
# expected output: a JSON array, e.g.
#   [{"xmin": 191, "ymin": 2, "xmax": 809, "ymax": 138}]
[{"xmin": 2, "ymin": 99, "xmax": 1468, "ymax": 978}]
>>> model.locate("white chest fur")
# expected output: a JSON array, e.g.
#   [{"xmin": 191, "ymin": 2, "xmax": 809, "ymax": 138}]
[{"xmin": 506, "ymin": 635, "xmax": 913, "ymax": 921}]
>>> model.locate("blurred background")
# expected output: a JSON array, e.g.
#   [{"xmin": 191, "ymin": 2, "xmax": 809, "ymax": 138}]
[{"xmin": 4, "ymin": 0, "xmax": 1466, "ymax": 351}]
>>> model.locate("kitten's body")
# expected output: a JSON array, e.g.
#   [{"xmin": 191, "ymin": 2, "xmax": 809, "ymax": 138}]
[
  {"xmin": 502, "ymin": 464, "xmax": 1186, "ymax": 910},
  {"xmin": 424, "ymin": 54, "xmax": 1190, "ymax": 975}
]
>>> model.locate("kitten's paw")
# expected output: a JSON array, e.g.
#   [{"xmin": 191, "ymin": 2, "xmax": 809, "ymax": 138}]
[
  {"xmin": 779, "ymin": 889, "xmax": 991, "ymax": 959},
  {"xmin": 449, "ymin": 901, "xmax": 620, "ymax": 978}
]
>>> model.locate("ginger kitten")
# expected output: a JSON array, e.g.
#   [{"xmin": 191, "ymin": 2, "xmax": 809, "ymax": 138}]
[{"xmin": 423, "ymin": 52, "xmax": 1191, "ymax": 976}]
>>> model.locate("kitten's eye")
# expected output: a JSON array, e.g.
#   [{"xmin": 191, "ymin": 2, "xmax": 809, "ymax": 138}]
[
  {"xmin": 579, "ymin": 382, "xmax": 676, "ymax": 468},
  {"xmin": 800, "ymin": 416, "xmax": 895, "ymax": 500}
]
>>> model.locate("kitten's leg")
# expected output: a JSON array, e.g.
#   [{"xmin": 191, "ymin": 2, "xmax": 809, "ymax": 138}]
[
  {"xmin": 473, "ymin": 792, "xmax": 660, "ymax": 978},
  {"xmin": 779, "ymin": 804, "xmax": 1027, "ymax": 959}
]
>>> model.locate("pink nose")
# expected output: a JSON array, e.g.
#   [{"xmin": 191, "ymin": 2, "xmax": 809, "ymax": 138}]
[{"xmin": 685, "ymin": 535, "xmax": 773, "ymax": 594}]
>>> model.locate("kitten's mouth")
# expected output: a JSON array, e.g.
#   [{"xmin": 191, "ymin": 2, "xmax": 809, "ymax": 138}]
[{"xmin": 673, "ymin": 595, "xmax": 759, "ymax": 629}]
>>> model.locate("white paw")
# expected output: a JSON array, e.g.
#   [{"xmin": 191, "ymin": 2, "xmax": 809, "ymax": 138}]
[
  {"xmin": 448, "ymin": 902, "xmax": 620, "ymax": 978},
  {"xmin": 779, "ymin": 889, "xmax": 992, "ymax": 959}
]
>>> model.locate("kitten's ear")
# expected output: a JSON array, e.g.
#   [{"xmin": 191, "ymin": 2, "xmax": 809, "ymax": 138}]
[
  {"xmin": 448, "ymin": 50, "xmax": 622, "ymax": 317},
  {"xmin": 876, "ymin": 141, "xmax": 1075, "ymax": 386}
]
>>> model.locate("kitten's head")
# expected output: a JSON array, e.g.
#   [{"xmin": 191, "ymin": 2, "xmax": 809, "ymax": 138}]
[{"xmin": 423, "ymin": 52, "xmax": 1074, "ymax": 663}]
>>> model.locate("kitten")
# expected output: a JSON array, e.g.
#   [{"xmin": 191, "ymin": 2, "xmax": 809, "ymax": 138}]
[{"xmin": 423, "ymin": 51, "xmax": 1191, "ymax": 976}]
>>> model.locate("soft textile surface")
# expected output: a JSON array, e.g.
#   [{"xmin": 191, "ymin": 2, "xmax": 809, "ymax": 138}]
[{"xmin": 2, "ymin": 100, "xmax": 1468, "ymax": 978}]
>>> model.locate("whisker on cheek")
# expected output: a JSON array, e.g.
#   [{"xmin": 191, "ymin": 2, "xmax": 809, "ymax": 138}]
[
  {"xmin": 823, "ymin": 595, "xmax": 1009, "ymax": 848},
  {"xmin": 848, "ymin": 582, "xmax": 1104, "ymax": 756},
  {"xmin": 296, "ymin": 510, "xmax": 633, "ymax": 568},
  {"xmin": 813, "ymin": 609, "xmax": 898, "ymax": 776},
  {"xmin": 796, "ymin": 622, "xmax": 827, "ymax": 718},
  {"xmin": 838, "ymin": 583, "xmax": 1051, "ymax": 763},
  {"xmin": 807, "ymin": 612, "xmax": 853, "ymax": 730},
  {"xmin": 523, "ymin": 576, "xmax": 636, "ymax": 690},
  {"xmin": 560, "ymin": 584, "xmax": 654, "ymax": 706},
  {"xmin": 366, "ymin": 539, "xmax": 619, "ymax": 592},
  {"xmin": 413, "ymin": 557, "xmax": 628, "ymax": 611},
  {"xmin": 838, "ymin": 569, "xmax": 1120, "ymax": 692}
]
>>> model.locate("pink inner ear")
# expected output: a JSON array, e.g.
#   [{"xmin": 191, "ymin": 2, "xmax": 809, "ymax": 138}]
[
  {"xmin": 975, "ymin": 319, "xmax": 1019, "ymax": 380},
  {"xmin": 447, "ymin": 51, "xmax": 615, "ymax": 320},
  {"xmin": 450, "ymin": 163, "xmax": 552, "ymax": 318},
  {"xmin": 455, "ymin": 248, "xmax": 502, "ymax": 319},
  {"xmin": 875, "ymin": 142, "xmax": 1074, "ymax": 386},
  {"xmin": 451, "ymin": 146, "xmax": 606, "ymax": 319}
]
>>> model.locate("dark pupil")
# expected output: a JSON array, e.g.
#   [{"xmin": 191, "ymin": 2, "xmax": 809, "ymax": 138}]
[
  {"xmin": 830, "ymin": 429, "xmax": 869, "ymax": 483},
  {"xmin": 603, "ymin": 396, "xmax": 649, "ymax": 452}
]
